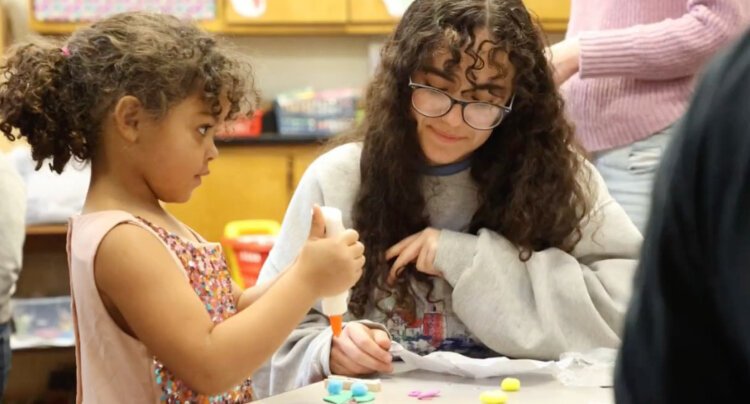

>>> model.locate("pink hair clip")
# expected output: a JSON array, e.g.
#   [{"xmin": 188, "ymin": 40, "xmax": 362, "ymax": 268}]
[{"xmin": 61, "ymin": 46, "xmax": 70, "ymax": 57}]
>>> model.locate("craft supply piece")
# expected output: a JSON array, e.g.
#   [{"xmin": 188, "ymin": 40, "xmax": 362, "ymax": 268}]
[
  {"xmin": 351, "ymin": 382, "xmax": 368, "ymax": 397},
  {"xmin": 327, "ymin": 379, "xmax": 344, "ymax": 395},
  {"xmin": 500, "ymin": 377, "xmax": 521, "ymax": 392},
  {"xmin": 418, "ymin": 390, "xmax": 440, "ymax": 400},
  {"xmin": 479, "ymin": 390, "xmax": 508, "ymax": 404},
  {"xmin": 326, "ymin": 375, "xmax": 382, "ymax": 392},
  {"xmin": 354, "ymin": 392, "xmax": 376, "ymax": 403},
  {"xmin": 408, "ymin": 390, "xmax": 440, "ymax": 400},
  {"xmin": 324, "ymin": 391, "xmax": 353, "ymax": 404},
  {"xmin": 320, "ymin": 207, "xmax": 349, "ymax": 337}
]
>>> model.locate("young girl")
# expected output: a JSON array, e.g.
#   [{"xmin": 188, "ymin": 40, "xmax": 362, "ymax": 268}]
[
  {"xmin": 0, "ymin": 12, "xmax": 365, "ymax": 402},
  {"xmin": 254, "ymin": 0, "xmax": 642, "ymax": 397}
]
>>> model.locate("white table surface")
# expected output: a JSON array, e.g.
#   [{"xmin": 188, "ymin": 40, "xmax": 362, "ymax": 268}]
[{"xmin": 255, "ymin": 363, "xmax": 614, "ymax": 404}]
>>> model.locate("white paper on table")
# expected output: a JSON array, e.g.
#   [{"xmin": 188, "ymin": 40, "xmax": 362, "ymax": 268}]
[
  {"xmin": 389, "ymin": 342, "xmax": 557, "ymax": 379},
  {"xmin": 389, "ymin": 343, "xmax": 616, "ymax": 387},
  {"xmin": 555, "ymin": 348, "xmax": 617, "ymax": 387}
]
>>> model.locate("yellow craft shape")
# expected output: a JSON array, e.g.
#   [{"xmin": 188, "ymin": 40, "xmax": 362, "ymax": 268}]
[
  {"xmin": 479, "ymin": 390, "xmax": 508, "ymax": 404},
  {"xmin": 501, "ymin": 377, "xmax": 521, "ymax": 392}
]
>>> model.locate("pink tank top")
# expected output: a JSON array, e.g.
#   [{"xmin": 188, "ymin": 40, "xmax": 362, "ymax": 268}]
[{"xmin": 67, "ymin": 210, "xmax": 253, "ymax": 403}]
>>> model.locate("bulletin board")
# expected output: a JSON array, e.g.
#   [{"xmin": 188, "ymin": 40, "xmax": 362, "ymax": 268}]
[{"xmin": 33, "ymin": 0, "xmax": 216, "ymax": 22}]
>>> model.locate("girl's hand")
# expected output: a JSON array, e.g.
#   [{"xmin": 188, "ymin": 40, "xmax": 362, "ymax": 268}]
[
  {"xmin": 547, "ymin": 37, "xmax": 581, "ymax": 86},
  {"xmin": 293, "ymin": 205, "xmax": 365, "ymax": 297},
  {"xmin": 330, "ymin": 322, "xmax": 393, "ymax": 376},
  {"xmin": 386, "ymin": 228, "xmax": 442, "ymax": 285}
]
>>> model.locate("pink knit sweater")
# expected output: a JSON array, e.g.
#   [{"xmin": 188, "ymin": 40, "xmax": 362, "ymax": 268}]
[{"xmin": 562, "ymin": 0, "xmax": 749, "ymax": 152}]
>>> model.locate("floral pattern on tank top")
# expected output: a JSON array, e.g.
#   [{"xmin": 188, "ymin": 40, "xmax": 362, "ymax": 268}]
[{"xmin": 137, "ymin": 217, "xmax": 253, "ymax": 403}]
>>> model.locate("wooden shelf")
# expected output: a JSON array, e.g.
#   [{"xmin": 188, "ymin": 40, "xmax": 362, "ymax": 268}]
[
  {"xmin": 26, "ymin": 224, "xmax": 67, "ymax": 236},
  {"xmin": 216, "ymin": 133, "xmax": 329, "ymax": 145},
  {"xmin": 11, "ymin": 225, "xmax": 73, "ymax": 400},
  {"xmin": 12, "ymin": 345, "xmax": 74, "ymax": 352},
  {"xmin": 30, "ymin": 19, "xmax": 393, "ymax": 36},
  {"xmin": 28, "ymin": 0, "xmax": 567, "ymax": 36},
  {"xmin": 5, "ymin": 347, "xmax": 76, "ymax": 400},
  {"xmin": 224, "ymin": 0, "xmax": 347, "ymax": 25}
]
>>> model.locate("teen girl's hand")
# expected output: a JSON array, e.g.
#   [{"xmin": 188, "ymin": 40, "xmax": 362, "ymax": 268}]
[
  {"xmin": 292, "ymin": 205, "xmax": 365, "ymax": 297},
  {"xmin": 385, "ymin": 227, "xmax": 442, "ymax": 285},
  {"xmin": 330, "ymin": 322, "xmax": 393, "ymax": 376}
]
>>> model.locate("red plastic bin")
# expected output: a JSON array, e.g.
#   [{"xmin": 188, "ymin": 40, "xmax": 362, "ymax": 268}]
[{"xmin": 226, "ymin": 235, "xmax": 275, "ymax": 287}]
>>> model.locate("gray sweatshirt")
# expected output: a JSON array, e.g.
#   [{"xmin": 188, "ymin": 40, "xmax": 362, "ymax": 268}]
[
  {"xmin": 253, "ymin": 143, "xmax": 641, "ymax": 398},
  {"xmin": 0, "ymin": 153, "xmax": 25, "ymax": 323}
]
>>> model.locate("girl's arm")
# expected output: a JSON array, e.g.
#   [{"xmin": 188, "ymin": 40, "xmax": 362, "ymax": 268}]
[
  {"xmin": 575, "ymin": 0, "xmax": 748, "ymax": 80},
  {"xmin": 231, "ymin": 270, "xmax": 284, "ymax": 312},
  {"xmin": 94, "ymin": 213, "xmax": 360, "ymax": 395},
  {"xmin": 435, "ymin": 164, "xmax": 642, "ymax": 360}
]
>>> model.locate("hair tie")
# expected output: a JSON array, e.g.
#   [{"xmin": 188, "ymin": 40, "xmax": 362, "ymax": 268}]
[{"xmin": 61, "ymin": 46, "xmax": 70, "ymax": 57}]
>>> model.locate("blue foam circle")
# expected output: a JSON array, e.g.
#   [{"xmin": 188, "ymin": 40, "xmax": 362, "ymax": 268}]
[
  {"xmin": 351, "ymin": 382, "xmax": 368, "ymax": 397},
  {"xmin": 327, "ymin": 379, "xmax": 344, "ymax": 395}
]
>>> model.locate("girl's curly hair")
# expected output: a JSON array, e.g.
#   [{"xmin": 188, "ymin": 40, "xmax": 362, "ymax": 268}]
[
  {"xmin": 346, "ymin": 0, "xmax": 591, "ymax": 318},
  {"xmin": 0, "ymin": 11, "xmax": 257, "ymax": 173}
]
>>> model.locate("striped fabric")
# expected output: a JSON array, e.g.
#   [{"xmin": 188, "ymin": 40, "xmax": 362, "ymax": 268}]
[{"xmin": 561, "ymin": 0, "xmax": 749, "ymax": 152}]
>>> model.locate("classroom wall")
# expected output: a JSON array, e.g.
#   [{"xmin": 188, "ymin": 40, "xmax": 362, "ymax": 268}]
[
  {"xmin": 0, "ymin": 0, "xmax": 565, "ymax": 109},
  {"xmin": 0, "ymin": 0, "xmax": 564, "ymax": 151},
  {"xmin": 224, "ymin": 32, "xmax": 564, "ymax": 100},
  {"xmin": 1, "ymin": 32, "xmax": 564, "ymax": 153},
  {"xmin": 228, "ymin": 36, "xmax": 379, "ymax": 100}
]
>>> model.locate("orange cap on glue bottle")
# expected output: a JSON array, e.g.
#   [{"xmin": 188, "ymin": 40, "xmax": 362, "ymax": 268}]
[{"xmin": 320, "ymin": 207, "xmax": 349, "ymax": 338}]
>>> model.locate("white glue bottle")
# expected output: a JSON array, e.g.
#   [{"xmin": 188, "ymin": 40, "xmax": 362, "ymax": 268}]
[{"xmin": 320, "ymin": 206, "xmax": 348, "ymax": 337}]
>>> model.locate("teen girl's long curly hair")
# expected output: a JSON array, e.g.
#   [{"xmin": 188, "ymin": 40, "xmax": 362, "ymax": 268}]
[{"xmin": 345, "ymin": 0, "xmax": 591, "ymax": 318}]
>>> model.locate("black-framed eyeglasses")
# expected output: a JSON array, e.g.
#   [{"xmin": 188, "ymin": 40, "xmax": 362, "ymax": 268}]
[{"xmin": 408, "ymin": 78, "xmax": 514, "ymax": 130}]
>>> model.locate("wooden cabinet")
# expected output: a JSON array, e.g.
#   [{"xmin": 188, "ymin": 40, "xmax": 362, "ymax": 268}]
[
  {"xmin": 347, "ymin": 0, "xmax": 569, "ymax": 33},
  {"xmin": 224, "ymin": 0, "xmax": 347, "ymax": 25},
  {"xmin": 522, "ymin": 0, "xmax": 570, "ymax": 32},
  {"xmin": 218, "ymin": 0, "xmax": 350, "ymax": 35},
  {"xmin": 291, "ymin": 145, "xmax": 323, "ymax": 191},
  {"xmin": 348, "ymin": 0, "xmax": 569, "ymax": 32},
  {"xmin": 7, "ymin": 348, "xmax": 75, "ymax": 401},
  {"xmin": 5, "ymin": 227, "xmax": 75, "ymax": 402},
  {"xmin": 349, "ymin": 0, "xmax": 399, "ymax": 24},
  {"xmin": 166, "ymin": 142, "xmax": 324, "ymax": 243},
  {"xmin": 27, "ymin": 1, "xmax": 569, "ymax": 35},
  {"xmin": 166, "ymin": 145, "xmax": 290, "ymax": 242},
  {"xmin": 15, "ymin": 227, "xmax": 69, "ymax": 298},
  {"xmin": 346, "ymin": 0, "xmax": 398, "ymax": 34}
]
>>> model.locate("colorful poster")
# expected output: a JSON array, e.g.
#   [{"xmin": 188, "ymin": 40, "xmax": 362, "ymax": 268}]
[{"xmin": 33, "ymin": 0, "xmax": 216, "ymax": 22}]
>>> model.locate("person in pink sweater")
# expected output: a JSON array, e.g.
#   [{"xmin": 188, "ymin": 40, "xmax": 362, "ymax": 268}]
[{"xmin": 549, "ymin": 0, "xmax": 749, "ymax": 232}]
